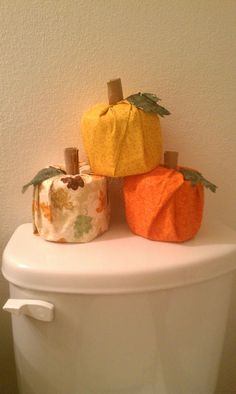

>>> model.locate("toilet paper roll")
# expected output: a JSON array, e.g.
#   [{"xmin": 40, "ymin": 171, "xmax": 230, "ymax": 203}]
[
  {"xmin": 123, "ymin": 166, "xmax": 204, "ymax": 242},
  {"xmin": 33, "ymin": 170, "xmax": 110, "ymax": 243}
]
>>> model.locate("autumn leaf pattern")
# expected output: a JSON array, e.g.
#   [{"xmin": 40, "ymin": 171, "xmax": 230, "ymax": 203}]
[
  {"xmin": 32, "ymin": 199, "xmax": 38, "ymax": 214},
  {"xmin": 32, "ymin": 173, "xmax": 110, "ymax": 242},
  {"xmin": 74, "ymin": 215, "xmax": 93, "ymax": 238},
  {"xmin": 61, "ymin": 175, "xmax": 84, "ymax": 190},
  {"xmin": 40, "ymin": 203, "xmax": 53, "ymax": 223},
  {"xmin": 96, "ymin": 190, "xmax": 106, "ymax": 213},
  {"xmin": 51, "ymin": 189, "xmax": 73, "ymax": 210}
]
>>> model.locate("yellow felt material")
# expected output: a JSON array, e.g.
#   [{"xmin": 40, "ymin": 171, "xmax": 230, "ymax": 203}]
[{"xmin": 81, "ymin": 100, "xmax": 162, "ymax": 177}]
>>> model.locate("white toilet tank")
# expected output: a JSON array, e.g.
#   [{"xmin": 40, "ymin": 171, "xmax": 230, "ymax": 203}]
[{"xmin": 2, "ymin": 221, "xmax": 236, "ymax": 394}]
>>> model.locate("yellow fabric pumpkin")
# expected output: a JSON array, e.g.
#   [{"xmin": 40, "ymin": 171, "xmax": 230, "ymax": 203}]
[{"xmin": 81, "ymin": 100, "xmax": 162, "ymax": 177}]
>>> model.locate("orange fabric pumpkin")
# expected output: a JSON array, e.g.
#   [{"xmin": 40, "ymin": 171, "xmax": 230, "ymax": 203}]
[{"xmin": 123, "ymin": 166, "xmax": 204, "ymax": 242}]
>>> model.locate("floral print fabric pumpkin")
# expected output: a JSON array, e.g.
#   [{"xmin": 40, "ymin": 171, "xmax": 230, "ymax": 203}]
[{"xmin": 31, "ymin": 162, "xmax": 110, "ymax": 243}]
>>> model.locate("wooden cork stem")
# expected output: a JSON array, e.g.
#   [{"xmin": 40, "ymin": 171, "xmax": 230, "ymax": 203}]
[
  {"xmin": 164, "ymin": 151, "xmax": 179, "ymax": 169},
  {"xmin": 107, "ymin": 78, "xmax": 124, "ymax": 105},
  {"xmin": 64, "ymin": 147, "xmax": 79, "ymax": 175}
]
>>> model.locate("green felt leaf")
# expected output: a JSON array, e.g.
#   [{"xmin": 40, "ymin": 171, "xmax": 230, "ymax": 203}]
[
  {"xmin": 22, "ymin": 166, "xmax": 66, "ymax": 193},
  {"xmin": 142, "ymin": 93, "xmax": 161, "ymax": 103},
  {"xmin": 179, "ymin": 168, "xmax": 217, "ymax": 193},
  {"xmin": 126, "ymin": 92, "xmax": 170, "ymax": 117}
]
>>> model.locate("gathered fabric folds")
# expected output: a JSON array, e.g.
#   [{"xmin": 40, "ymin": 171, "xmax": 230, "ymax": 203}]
[
  {"xmin": 81, "ymin": 100, "xmax": 162, "ymax": 177},
  {"xmin": 123, "ymin": 166, "xmax": 204, "ymax": 242},
  {"xmin": 33, "ymin": 172, "xmax": 110, "ymax": 243}
]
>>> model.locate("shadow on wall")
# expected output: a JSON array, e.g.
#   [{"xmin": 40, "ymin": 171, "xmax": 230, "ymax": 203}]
[
  {"xmin": 0, "ymin": 278, "xmax": 18, "ymax": 394},
  {"xmin": 216, "ymin": 278, "xmax": 236, "ymax": 394}
]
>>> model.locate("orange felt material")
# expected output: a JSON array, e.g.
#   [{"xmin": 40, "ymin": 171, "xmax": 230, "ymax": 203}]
[{"xmin": 123, "ymin": 166, "xmax": 204, "ymax": 242}]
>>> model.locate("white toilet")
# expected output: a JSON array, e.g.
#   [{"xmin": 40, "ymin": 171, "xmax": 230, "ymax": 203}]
[{"xmin": 2, "ymin": 220, "xmax": 236, "ymax": 394}]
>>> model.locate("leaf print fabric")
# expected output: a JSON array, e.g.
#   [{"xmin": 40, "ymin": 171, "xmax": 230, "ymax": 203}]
[
  {"xmin": 74, "ymin": 215, "xmax": 93, "ymax": 238},
  {"xmin": 96, "ymin": 190, "xmax": 106, "ymax": 213},
  {"xmin": 32, "ymin": 170, "xmax": 110, "ymax": 243},
  {"xmin": 61, "ymin": 175, "xmax": 85, "ymax": 190},
  {"xmin": 51, "ymin": 189, "xmax": 73, "ymax": 210},
  {"xmin": 40, "ymin": 203, "xmax": 53, "ymax": 223}
]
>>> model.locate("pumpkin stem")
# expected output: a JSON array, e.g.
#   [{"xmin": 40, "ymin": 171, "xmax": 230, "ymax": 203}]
[
  {"xmin": 64, "ymin": 147, "xmax": 79, "ymax": 175},
  {"xmin": 107, "ymin": 78, "xmax": 124, "ymax": 105},
  {"xmin": 164, "ymin": 151, "xmax": 179, "ymax": 169}
]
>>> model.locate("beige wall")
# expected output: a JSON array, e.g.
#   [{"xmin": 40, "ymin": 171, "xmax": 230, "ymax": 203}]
[{"xmin": 1, "ymin": 1, "xmax": 236, "ymax": 393}]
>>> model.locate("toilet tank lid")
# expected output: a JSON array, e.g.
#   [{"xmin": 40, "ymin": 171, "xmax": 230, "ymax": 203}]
[{"xmin": 2, "ymin": 222, "xmax": 236, "ymax": 294}]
